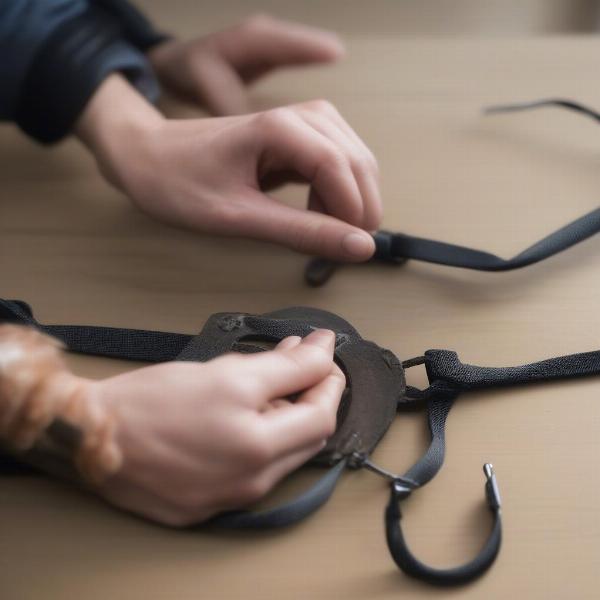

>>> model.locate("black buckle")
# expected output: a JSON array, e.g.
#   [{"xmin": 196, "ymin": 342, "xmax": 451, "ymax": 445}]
[{"xmin": 373, "ymin": 230, "xmax": 407, "ymax": 264}]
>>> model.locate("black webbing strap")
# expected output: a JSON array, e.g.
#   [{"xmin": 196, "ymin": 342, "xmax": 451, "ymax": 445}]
[
  {"xmin": 385, "ymin": 343, "xmax": 600, "ymax": 585},
  {"xmin": 209, "ymin": 459, "xmax": 347, "ymax": 529},
  {"xmin": 306, "ymin": 97, "xmax": 600, "ymax": 287},
  {"xmin": 484, "ymin": 97, "xmax": 600, "ymax": 123},
  {"xmin": 305, "ymin": 205, "xmax": 600, "ymax": 286},
  {"xmin": 0, "ymin": 298, "xmax": 192, "ymax": 362},
  {"xmin": 424, "ymin": 348, "xmax": 600, "ymax": 390},
  {"xmin": 372, "ymin": 206, "xmax": 600, "ymax": 271}
]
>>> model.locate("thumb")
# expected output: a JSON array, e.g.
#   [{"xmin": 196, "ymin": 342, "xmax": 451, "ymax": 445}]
[{"xmin": 234, "ymin": 190, "xmax": 375, "ymax": 261}]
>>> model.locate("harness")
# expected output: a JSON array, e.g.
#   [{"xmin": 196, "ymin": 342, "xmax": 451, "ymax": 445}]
[
  {"xmin": 2, "ymin": 97, "xmax": 600, "ymax": 586},
  {"xmin": 3, "ymin": 299, "xmax": 600, "ymax": 586}
]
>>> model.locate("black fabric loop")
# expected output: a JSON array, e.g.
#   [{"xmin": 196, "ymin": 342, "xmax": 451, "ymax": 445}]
[
  {"xmin": 386, "ymin": 481, "xmax": 502, "ymax": 586},
  {"xmin": 384, "ymin": 391, "xmax": 502, "ymax": 585}
]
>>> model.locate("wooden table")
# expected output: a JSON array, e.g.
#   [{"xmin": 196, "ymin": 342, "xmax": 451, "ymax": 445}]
[{"xmin": 1, "ymin": 26, "xmax": 600, "ymax": 600}]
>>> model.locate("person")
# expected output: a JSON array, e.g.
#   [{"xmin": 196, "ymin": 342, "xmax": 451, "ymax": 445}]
[{"xmin": 0, "ymin": 1, "xmax": 382, "ymax": 525}]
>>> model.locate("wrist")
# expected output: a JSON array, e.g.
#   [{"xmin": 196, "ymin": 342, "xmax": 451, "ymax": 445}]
[
  {"xmin": 75, "ymin": 73, "xmax": 164, "ymax": 188},
  {"xmin": 146, "ymin": 38, "xmax": 179, "ymax": 71}
]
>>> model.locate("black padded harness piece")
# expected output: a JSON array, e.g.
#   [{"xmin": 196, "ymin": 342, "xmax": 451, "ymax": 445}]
[
  {"xmin": 2, "ymin": 299, "xmax": 600, "ymax": 585},
  {"xmin": 306, "ymin": 98, "xmax": 600, "ymax": 287}
]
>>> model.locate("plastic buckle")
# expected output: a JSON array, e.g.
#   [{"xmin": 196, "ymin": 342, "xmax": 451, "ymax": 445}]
[{"xmin": 373, "ymin": 230, "xmax": 407, "ymax": 264}]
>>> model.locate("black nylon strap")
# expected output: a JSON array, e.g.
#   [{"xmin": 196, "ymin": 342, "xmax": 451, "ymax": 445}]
[
  {"xmin": 306, "ymin": 97, "xmax": 600, "ymax": 287},
  {"xmin": 209, "ymin": 459, "xmax": 347, "ymax": 529},
  {"xmin": 373, "ymin": 206, "xmax": 600, "ymax": 270},
  {"xmin": 0, "ymin": 298, "xmax": 192, "ymax": 362},
  {"xmin": 484, "ymin": 97, "xmax": 600, "ymax": 123}
]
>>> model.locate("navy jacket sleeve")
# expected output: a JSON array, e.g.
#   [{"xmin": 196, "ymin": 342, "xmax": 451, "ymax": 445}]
[
  {"xmin": 0, "ymin": 0, "xmax": 161, "ymax": 144},
  {"xmin": 93, "ymin": 0, "xmax": 171, "ymax": 50}
]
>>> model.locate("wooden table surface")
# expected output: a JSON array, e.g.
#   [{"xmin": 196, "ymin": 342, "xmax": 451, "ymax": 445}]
[{"xmin": 1, "ymin": 19, "xmax": 600, "ymax": 600}]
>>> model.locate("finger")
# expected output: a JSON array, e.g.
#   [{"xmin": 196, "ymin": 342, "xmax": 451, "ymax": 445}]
[
  {"xmin": 308, "ymin": 188, "xmax": 327, "ymax": 214},
  {"xmin": 269, "ymin": 399, "xmax": 293, "ymax": 409},
  {"xmin": 260, "ymin": 369, "xmax": 346, "ymax": 453},
  {"xmin": 262, "ymin": 397, "xmax": 293, "ymax": 413},
  {"xmin": 275, "ymin": 336, "xmax": 302, "ymax": 351},
  {"xmin": 298, "ymin": 107, "xmax": 382, "ymax": 231},
  {"xmin": 258, "ymin": 109, "xmax": 364, "ymax": 227},
  {"xmin": 227, "ymin": 189, "xmax": 375, "ymax": 261},
  {"xmin": 189, "ymin": 51, "xmax": 249, "ymax": 115},
  {"xmin": 219, "ymin": 15, "xmax": 345, "ymax": 82},
  {"xmin": 215, "ymin": 329, "xmax": 336, "ymax": 404},
  {"xmin": 268, "ymin": 336, "xmax": 301, "ymax": 411},
  {"xmin": 303, "ymin": 102, "xmax": 382, "ymax": 229}
]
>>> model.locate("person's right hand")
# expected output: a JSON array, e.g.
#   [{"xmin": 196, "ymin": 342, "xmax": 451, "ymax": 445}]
[
  {"xmin": 77, "ymin": 74, "xmax": 381, "ymax": 262},
  {"xmin": 91, "ymin": 329, "xmax": 345, "ymax": 526}
]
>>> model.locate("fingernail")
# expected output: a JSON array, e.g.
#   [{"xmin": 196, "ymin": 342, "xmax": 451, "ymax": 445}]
[
  {"xmin": 341, "ymin": 232, "xmax": 374, "ymax": 259},
  {"xmin": 304, "ymin": 329, "xmax": 335, "ymax": 351}
]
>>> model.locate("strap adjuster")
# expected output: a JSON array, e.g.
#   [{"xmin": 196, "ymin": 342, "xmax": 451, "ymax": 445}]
[{"xmin": 373, "ymin": 230, "xmax": 407, "ymax": 264}]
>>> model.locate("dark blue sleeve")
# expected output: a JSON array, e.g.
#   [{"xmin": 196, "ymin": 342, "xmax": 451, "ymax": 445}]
[
  {"xmin": 0, "ymin": 0, "xmax": 160, "ymax": 143},
  {"xmin": 92, "ymin": 0, "xmax": 171, "ymax": 51}
]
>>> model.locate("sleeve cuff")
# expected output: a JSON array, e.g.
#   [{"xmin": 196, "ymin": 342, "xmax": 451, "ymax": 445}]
[
  {"xmin": 14, "ymin": 6, "xmax": 160, "ymax": 144},
  {"xmin": 93, "ymin": 0, "xmax": 172, "ymax": 51}
]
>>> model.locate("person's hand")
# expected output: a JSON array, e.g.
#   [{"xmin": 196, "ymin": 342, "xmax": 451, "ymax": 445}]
[
  {"xmin": 77, "ymin": 74, "xmax": 381, "ymax": 261},
  {"xmin": 148, "ymin": 14, "xmax": 345, "ymax": 115},
  {"xmin": 90, "ymin": 330, "xmax": 345, "ymax": 526}
]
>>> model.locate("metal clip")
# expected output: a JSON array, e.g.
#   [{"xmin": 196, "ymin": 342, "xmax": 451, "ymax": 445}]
[
  {"xmin": 351, "ymin": 452, "xmax": 418, "ymax": 495},
  {"xmin": 484, "ymin": 463, "xmax": 502, "ymax": 510},
  {"xmin": 353, "ymin": 453, "xmax": 399, "ymax": 481}
]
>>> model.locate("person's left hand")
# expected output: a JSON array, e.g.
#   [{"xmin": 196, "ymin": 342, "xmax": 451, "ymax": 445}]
[{"xmin": 148, "ymin": 14, "xmax": 345, "ymax": 115}]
